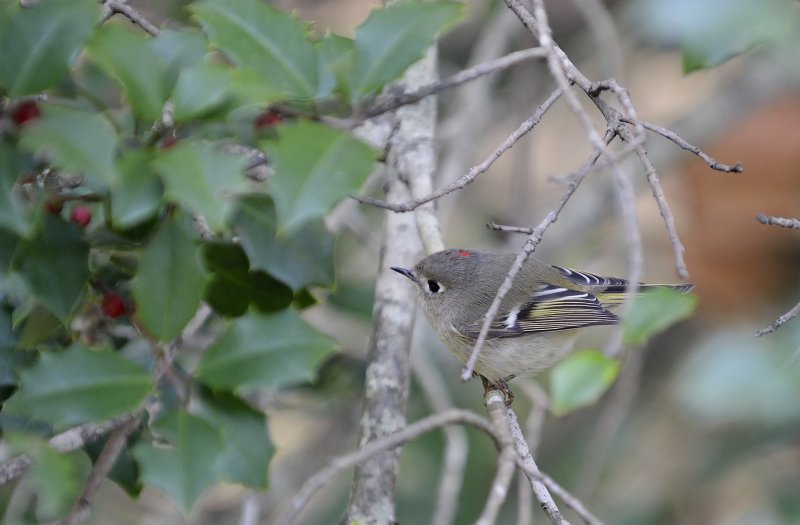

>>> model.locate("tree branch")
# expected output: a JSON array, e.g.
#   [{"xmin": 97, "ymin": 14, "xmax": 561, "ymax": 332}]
[
  {"xmin": 353, "ymin": 87, "xmax": 563, "ymax": 212},
  {"xmin": 100, "ymin": 0, "xmax": 159, "ymax": 36},
  {"xmin": 274, "ymin": 410, "xmax": 499, "ymax": 525},
  {"xmin": 364, "ymin": 47, "xmax": 547, "ymax": 119}
]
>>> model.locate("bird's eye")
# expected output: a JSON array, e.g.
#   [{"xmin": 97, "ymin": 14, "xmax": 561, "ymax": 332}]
[{"xmin": 427, "ymin": 280, "xmax": 441, "ymax": 293}]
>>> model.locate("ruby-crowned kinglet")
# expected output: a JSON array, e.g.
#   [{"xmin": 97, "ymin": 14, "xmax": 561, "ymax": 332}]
[{"xmin": 392, "ymin": 249, "xmax": 693, "ymax": 397}]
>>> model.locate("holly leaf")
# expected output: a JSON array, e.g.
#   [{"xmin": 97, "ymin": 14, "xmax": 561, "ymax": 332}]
[
  {"xmin": 172, "ymin": 63, "xmax": 232, "ymax": 122},
  {"xmin": 152, "ymin": 142, "xmax": 247, "ymax": 232},
  {"xmin": 196, "ymin": 309, "xmax": 338, "ymax": 393},
  {"xmin": 351, "ymin": 0, "xmax": 463, "ymax": 102},
  {"xmin": 203, "ymin": 241, "xmax": 293, "ymax": 317},
  {"xmin": 19, "ymin": 104, "xmax": 118, "ymax": 188},
  {"xmin": 262, "ymin": 120, "xmax": 377, "ymax": 232},
  {"xmin": 132, "ymin": 410, "xmax": 224, "ymax": 513},
  {"xmin": 232, "ymin": 194, "xmax": 334, "ymax": 290},
  {"xmin": 110, "ymin": 150, "xmax": 163, "ymax": 229},
  {"xmin": 623, "ymin": 288, "xmax": 697, "ymax": 346},
  {"xmin": 13, "ymin": 213, "xmax": 89, "ymax": 320},
  {"xmin": 191, "ymin": 0, "xmax": 317, "ymax": 99},
  {"xmin": 550, "ymin": 349, "xmax": 619, "ymax": 415},
  {"xmin": 150, "ymin": 28, "xmax": 209, "ymax": 91},
  {"xmin": 0, "ymin": 0, "xmax": 98, "ymax": 96},
  {"xmin": 130, "ymin": 214, "xmax": 208, "ymax": 341},
  {"xmin": 3, "ymin": 343, "xmax": 152, "ymax": 430},
  {"xmin": 87, "ymin": 23, "xmax": 168, "ymax": 122},
  {"xmin": 195, "ymin": 391, "xmax": 273, "ymax": 488}
]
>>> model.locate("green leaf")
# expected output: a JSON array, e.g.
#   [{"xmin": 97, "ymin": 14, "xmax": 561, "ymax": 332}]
[
  {"xmin": 9, "ymin": 435, "xmax": 91, "ymax": 522},
  {"xmin": 233, "ymin": 194, "xmax": 335, "ymax": 290},
  {"xmin": 0, "ymin": 0, "xmax": 98, "ymax": 96},
  {"xmin": 550, "ymin": 349, "xmax": 620, "ymax": 415},
  {"xmin": 130, "ymin": 213, "xmax": 208, "ymax": 341},
  {"xmin": 152, "ymin": 142, "xmax": 247, "ymax": 232},
  {"xmin": 110, "ymin": 150, "xmax": 164, "ymax": 229},
  {"xmin": 132, "ymin": 410, "xmax": 224, "ymax": 513},
  {"xmin": 0, "ymin": 143, "xmax": 30, "ymax": 237},
  {"xmin": 191, "ymin": 0, "xmax": 317, "ymax": 99},
  {"xmin": 17, "ymin": 303, "xmax": 67, "ymax": 348},
  {"xmin": 316, "ymin": 33, "xmax": 355, "ymax": 100},
  {"xmin": 634, "ymin": 0, "xmax": 799, "ymax": 72},
  {"xmin": 172, "ymin": 63, "xmax": 232, "ymax": 122},
  {"xmin": 14, "ymin": 214, "xmax": 89, "ymax": 319},
  {"xmin": 623, "ymin": 288, "xmax": 697, "ymax": 346},
  {"xmin": 262, "ymin": 120, "xmax": 377, "ymax": 232},
  {"xmin": 150, "ymin": 29, "xmax": 209, "ymax": 91},
  {"xmin": 3, "ymin": 343, "xmax": 152, "ymax": 430},
  {"xmin": 203, "ymin": 242, "xmax": 293, "ymax": 317},
  {"xmin": 196, "ymin": 309, "xmax": 337, "ymax": 393},
  {"xmin": 351, "ymin": 1, "xmax": 463, "ymax": 101},
  {"xmin": 196, "ymin": 391, "xmax": 273, "ymax": 488},
  {"xmin": 87, "ymin": 24, "xmax": 167, "ymax": 122},
  {"xmin": 19, "ymin": 104, "xmax": 118, "ymax": 188}
]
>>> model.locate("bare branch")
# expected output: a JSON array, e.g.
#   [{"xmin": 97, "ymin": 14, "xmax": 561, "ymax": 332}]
[
  {"xmin": 100, "ymin": 0, "xmax": 159, "ymax": 36},
  {"xmin": 273, "ymin": 410, "xmax": 499, "ymax": 525},
  {"xmin": 61, "ymin": 417, "xmax": 141, "ymax": 525},
  {"xmin": 365, "ymin": 47, "xmax": 547, "ymax": 119},
  {"xmin": 756, "ymin": 300, "xmax": 800, "ymax": 337},
  {"xmin": 516, "ymin": 462, "xmax": 606, "ymax": 525},
  {"xmin": 626, "ymin": 118, "xmax": 744, "ymax": 173},
  {"xmin": 475, "ymin": 390, "xmax": 518, "ymax": 525},
  {"xmin": 353, "ymin": 88, "xmax": 563, "ymax": 212},
  {"xmin": 635, "ymin": 144, "xmax": 689, "ymax": 278},
  {"xmin": 460, "ymin": 130, "xmax": 615, "ymax": 380},
  {"xmin": 756, "ymin": 213, "xmax": 800, "ymax": 230},
  {"xmin": 507, "ymin": 407, "xmax": 570, "ymax": 525}
]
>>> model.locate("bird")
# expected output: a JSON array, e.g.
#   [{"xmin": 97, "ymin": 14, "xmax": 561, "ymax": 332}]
[{"xmin": 391, "ymin": 248, "xmax": 694, "ymax": 402}]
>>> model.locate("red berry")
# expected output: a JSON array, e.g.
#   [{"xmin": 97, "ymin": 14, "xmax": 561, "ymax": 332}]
[
  {"xmin": 44, "ymin": 200, "xmax": 63, "ymax": 215},
  {"xmin": 254, "ymin": 109, "xmax": 283, "ymax": 129},
  {"xmin": 70, "ymin": 206, "xmax": 92, "ymax": 228},
  {"xmin": 10, "ymin": 101, "xmax": 41, "ymax": 126},
  {"xmin": 101, "ymin": 293, "xmax": 127, "ymax": 318}
]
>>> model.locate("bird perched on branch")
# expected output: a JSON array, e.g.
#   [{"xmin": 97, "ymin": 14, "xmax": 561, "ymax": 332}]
[{"xmin": 392, "ymin": 249, "xmax": 693, "ymax": 403}]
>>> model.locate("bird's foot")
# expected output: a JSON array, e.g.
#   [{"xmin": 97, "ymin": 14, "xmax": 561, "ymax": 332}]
[{"xmin": 480, "ymin": 375, "xmax": 515, "ymax": 406}]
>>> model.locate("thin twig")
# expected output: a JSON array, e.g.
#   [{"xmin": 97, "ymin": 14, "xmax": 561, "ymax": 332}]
[
  {"xmin": 515, "ymin": 381, "xmax": 550, "ymax": 525},
  {"xmin": 625, "ymin": 118, "xmax": 744, "ymax": 173},
  {"xmin": 756, "ymin": 213, "xmax": 800, "ymax": 230},
  {"xmin": 60, "ymin": 417, "xmax": 141, "ymax": 525},
  {"xmin": 460, "ymin": 130, "xmax": 615, "ymax": 380},
  {"xmin": 475, "ymin": 390, "xmax": 518, "ymax": 525},
  {"xmin": 516, "ymin": 462, "xmax": 606, "ymax": 525},
  {"xmin": 635, "ymin": 142, "xmax": 689, "ymax": 278},
  {"xmin": 0, "ymin": 415, "xmax": 135, "ymax": 486},
  {"xmin": 100, "ymin": 0, "xmax": 159, "ymax": 36},
  {"xmin": 507, "ymin": 407, "xmax": 569, "ymax": 525},
  {"xmin": 353, "ymin": 88, "xmax": 563, "ymax": 212},
  {"xmin": 756, "ymin": 300, "xmax": 800, "ymax": 337},
  {"xmin": 273, "ymin": 410, "xmax": 499, "ymax": 525},
  {"xmin": 365, "ymin": 47, "xmax": 548, "ymax": 119}
]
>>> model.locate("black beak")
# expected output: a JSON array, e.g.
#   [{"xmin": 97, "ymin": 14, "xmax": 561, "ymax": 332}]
[{"xmin": 390, "ymin": 267, "xmax": 417, "ymax": 283}]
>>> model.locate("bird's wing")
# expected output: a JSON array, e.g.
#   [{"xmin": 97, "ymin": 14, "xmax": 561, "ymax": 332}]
[{"xmin": 458, "ymin": 284, "xmax": 619, "ymax": 339}]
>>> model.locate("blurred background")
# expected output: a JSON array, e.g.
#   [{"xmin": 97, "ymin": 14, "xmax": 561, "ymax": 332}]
[{"xmin": 92, "ymin": 0, "xmax": 800, "ymax": 523}]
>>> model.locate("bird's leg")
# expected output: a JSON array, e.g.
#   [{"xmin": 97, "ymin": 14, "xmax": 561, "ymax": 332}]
[{"xmin": 480, "ymin": 375, "xmax": 515, "ymax": 406}]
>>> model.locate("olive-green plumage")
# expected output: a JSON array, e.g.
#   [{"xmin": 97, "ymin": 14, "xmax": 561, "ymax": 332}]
[{"xmin": 392, "ymin": 249, "xmax": 693, "ymax": 383}]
